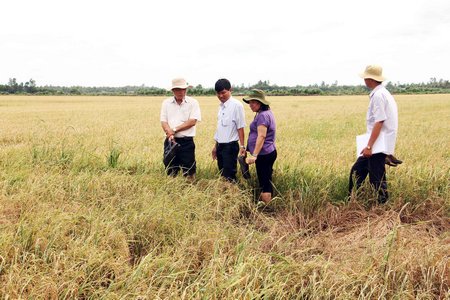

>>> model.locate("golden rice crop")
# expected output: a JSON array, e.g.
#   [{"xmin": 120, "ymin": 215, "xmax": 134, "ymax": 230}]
[{"xmin": 0, "ymin": 94, "xmax": 448, "ymax": 299}]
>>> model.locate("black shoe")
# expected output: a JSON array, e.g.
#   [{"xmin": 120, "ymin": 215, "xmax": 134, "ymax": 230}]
[
  {"xmin": 385, "ymin": 154, "xmax": 403, "ymax": 167},
  {"xmin": 238, "ymin": 155, "xmax": 251, "ymax": 179},
  {"xmin": 389, "ymin": 155, "xmax": 403, "ymax": 164}
]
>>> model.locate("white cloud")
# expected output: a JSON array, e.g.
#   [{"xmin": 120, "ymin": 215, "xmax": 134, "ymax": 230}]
[{"xmin": 1, "ymin": 0, "xmax": 449, "ymax": 87}]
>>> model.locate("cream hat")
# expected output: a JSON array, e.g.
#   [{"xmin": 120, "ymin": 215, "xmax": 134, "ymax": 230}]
[
  {"xmin": 359, "ymin": 65, "xmax": 386, "ymax": 82},
  {"xmin": 170, "ymin": 78, "xmax": 193, "ymax": 90}
]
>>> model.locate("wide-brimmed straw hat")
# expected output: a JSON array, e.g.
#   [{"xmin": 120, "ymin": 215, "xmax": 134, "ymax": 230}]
[
  {"xmin": 359, "ymin": 65, "xmax": 386, "ymax": 82},
  {"xmin": 242, "ymin": 89, "xmax": 270, "ymax": 105},
  {"xmin": 170, "ymin": 78, "xmax": 193, "ymax": 90}
]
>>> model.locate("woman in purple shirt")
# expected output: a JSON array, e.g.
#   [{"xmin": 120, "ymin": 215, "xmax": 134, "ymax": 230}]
[{"xmin": 243, "ymin": 89, "xmax": 277, "ymax": 204}]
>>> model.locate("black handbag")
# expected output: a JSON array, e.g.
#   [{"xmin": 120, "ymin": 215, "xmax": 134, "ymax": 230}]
[
  {"xmin": 163, "ymin": 139, "xmax": 180, "ymax": 166},
  {"xmin": 238, "ymin": 154, "xmax": 251, "ymax": 180}
]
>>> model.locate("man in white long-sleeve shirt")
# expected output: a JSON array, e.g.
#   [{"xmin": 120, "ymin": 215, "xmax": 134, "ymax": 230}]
[{"xmin": 349, "ymin": 65, "xmax": 398, "ymax": 204}]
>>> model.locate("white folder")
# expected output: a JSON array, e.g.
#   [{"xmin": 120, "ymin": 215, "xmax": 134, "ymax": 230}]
[{"xmin": 356, "ymin": 132, "xmax": 386, "ymax": 157}]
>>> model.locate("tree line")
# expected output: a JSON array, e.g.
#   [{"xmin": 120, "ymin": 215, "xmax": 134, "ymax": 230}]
[{"xmin": 1, "ymin": 78, "xmax": 449, "ymax": 96}]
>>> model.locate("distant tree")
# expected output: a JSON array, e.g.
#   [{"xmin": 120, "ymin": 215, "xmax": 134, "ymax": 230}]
[
  {"xmin": 69, "ymin": 87, "xmax": 82, "ymax": 95},
  {"xmin": 8, "ymin": 78, "xmax": 20, "ymax": 93},
  {"xmin": 1, "ymin": 77, "xmax": 449, "ymax": 96},
  {"xmin": 252, "ymin": 80, "xmax": 272, "ymax": 90},
  {"xmin": 24, "ymin": 78, "xmax": 37, "ymax": 94},
  {"xmin": 0, "ymin": 84, "xmax": 8, "ymax": 94}
]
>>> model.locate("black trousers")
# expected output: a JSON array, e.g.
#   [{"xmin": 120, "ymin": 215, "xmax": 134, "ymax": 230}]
[
  {"xmin": 164, "ymin": 137, "xmax": 196, "ymax": 176},
  {"xmin": 255, "ymin": 150, "xmax": 277, "ymax": 194},
  {"xmin": 216, "ymin": 141, "xmax": 239, "ymax": 182},
  {"xmin": 349, "ymin": 153, "xmax": 388, "ymax": 203}
]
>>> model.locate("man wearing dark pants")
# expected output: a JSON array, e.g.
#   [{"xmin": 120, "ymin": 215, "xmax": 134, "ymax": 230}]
[
  {"xmin": 215, "ymin": 142, "xmax": 240, "ymax": 180},
  {"xmin": 211, "ymin": 79, "xmax": 246, "ymax": 182},
  {"xmin": 160, "ymin": 78, "xmax": 201, "ymax": 180},
  {"xmin": 349, "ymin": 153, "xmax": 389, "ymax": 203},
  {"xmin": 349, "ymin": 65, "xmax": 398, "ymax": 204}
]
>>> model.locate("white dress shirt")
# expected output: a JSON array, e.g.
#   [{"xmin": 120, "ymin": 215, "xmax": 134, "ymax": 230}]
[
  {"xmin": 160, "ymin": 96, "xmax": 201, "ymax": 137},
  {"xmin": 214, "ymin": 97, "xmax": 246, "ymax": 143},
  {"xmin": 367, "ymin": 85, "xmax": 398, "ymax": 154}
]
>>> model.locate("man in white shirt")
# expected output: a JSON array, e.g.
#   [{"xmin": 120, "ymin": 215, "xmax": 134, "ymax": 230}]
[
  {"xmin": 211, "ymin": 79, "xmax": 246, "ymax": 182},
  {"xmin": 349, "ymin": 65, "xmax": 399, "ymax": 204},
  {"xmin": 160, "ymin": 78, "xmax": 201, "ymax": 179}
]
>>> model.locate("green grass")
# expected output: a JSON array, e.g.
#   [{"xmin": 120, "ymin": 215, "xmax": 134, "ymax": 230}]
[{"xmin": 0, "ymin": 95, "xmax": 448, "ymax": 299}]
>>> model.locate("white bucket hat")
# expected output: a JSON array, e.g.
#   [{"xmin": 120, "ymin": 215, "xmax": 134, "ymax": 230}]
[
  {"xmin": 170, "ymin": 78, "xmax": 193, "ymax": 90},
  {"xmin": 359, "ymin": 65, "xmax": 386, "ymax": 82}
]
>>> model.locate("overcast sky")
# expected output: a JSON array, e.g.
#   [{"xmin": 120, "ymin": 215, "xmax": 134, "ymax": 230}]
[{"xmin": 1, "ymin": 0, "xmax": 449, "ymax": 88}]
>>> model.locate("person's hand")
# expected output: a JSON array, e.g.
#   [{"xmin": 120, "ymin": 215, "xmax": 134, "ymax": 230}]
[
  {"xmin": 361, "ymin": 147, "xmax": 372, "ymax": 158},
  {"xmin": 239, "ymin": 148, "xmax": 246, "ymax": 157},
  {"xmin": 246, "ymin": 156, "xmax": 257, "ymax": 165},
  {"xmin": 168, "ymin": 134, "xmax": 175, "ymax": 141},
  {"xmin": 166, "ymin": 129, "xmax": 175, "ymax": 139},
  {"xmin": 211, "ymin": 147, "xmax": 217, "ymax": 160}
]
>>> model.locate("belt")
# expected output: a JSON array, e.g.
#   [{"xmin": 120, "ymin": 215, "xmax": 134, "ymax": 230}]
[
  {"xmin": 175, "ymin": 136, "xmax": 194, "ymax": 141},
  {"xmin": 216, "ymin": 141, "xmax": 238, "ymax": 145}
]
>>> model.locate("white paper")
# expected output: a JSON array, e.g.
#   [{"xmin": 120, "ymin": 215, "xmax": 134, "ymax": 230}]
[{"xmin": 356, "ymin": 133, "xmax": 387, "ymax": 157}]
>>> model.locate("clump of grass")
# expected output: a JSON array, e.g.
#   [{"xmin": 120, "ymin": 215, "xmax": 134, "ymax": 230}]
[
  {"xmin": 30, "ymin": 142, "xmax": 51, "ymax": 165},
  {"xmin": 58, "ymin": 146, "xmax": 74, "ymax": 166},
  {"xmin": 106, "ymin": 143, "xmax": 121, "ymax": 168}
]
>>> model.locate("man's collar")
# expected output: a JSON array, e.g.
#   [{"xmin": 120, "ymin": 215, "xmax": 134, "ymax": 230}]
[
  {"xmin": 172, "ymin": 96, "xmax": 189, "ymax": 103},
  {"xmin": 369, "ymin": 84, "xmax": 384, "ymax": 97},
  {"xmin": 220, "ymin": 96, "xmax": 234, "ymax": 107}
]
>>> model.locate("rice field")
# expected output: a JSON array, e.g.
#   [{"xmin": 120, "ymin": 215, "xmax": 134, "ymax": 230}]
[{"xmin": 0, "ymin": 94, "xmax": 448, "ymax": 299}]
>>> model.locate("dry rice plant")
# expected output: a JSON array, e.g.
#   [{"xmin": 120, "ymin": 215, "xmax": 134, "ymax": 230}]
[{"xmin": 0, "ymin": 94, "xmax": 448, "ymax": 299}]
